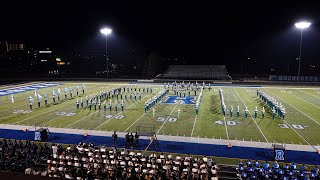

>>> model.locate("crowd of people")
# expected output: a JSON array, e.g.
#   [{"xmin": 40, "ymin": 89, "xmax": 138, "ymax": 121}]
[
  {"xmin": 0, "ymin": 138, "xmax": 218, "ymax": 179},
  {"xmin": 236, "ymin": 159, "xmax": 319, "ymax": 179},
  {"xmin": 0, "ymin": 139, "xmax": 54, "ymax": 175}
]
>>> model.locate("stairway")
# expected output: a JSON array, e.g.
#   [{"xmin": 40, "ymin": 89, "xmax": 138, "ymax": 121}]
[{"xmin": 218, "ymin": 165, "xmax": 239, "ymax": 180}]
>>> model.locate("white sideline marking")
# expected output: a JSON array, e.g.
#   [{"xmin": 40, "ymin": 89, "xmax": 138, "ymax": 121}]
[
  {"xmin": 265, "ymin": 89, "xmax": 320, "ymax": 126},
  {"xmin": 233, "ymin": 88, "xmax": 269, "ymax": 142},
  {"xmin": 156, "ymin": 103, "xmax": 179, "ymax": 134}
]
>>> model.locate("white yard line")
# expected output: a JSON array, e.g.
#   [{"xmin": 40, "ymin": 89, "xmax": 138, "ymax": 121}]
[
  {"xmin": 42, "ymin": 110, "xmax": 77, "ymax": 126},
  {"xmin": 223, "ymin": 116, "xmax": 230, "ymax": 140},
  {"xmin": 124, "ymin": 113, "xmax": 147, "ymax": 132},
  {"xmin": 282, "ymin": 119, "xmax": 316, "ymax": 148},
  {"xmin": 65, "ymin": 111, "xmax": 100, "ymax": 128},
  {"xmin": 190, "ymin": 115, "xmax": 198, "ymax": 137},
  {"xmin": 233, "ymin": 88, "xmax": 269, "ymax": 142},
  {"xmin": 0, "ymin": 104, "xmax": 26, "ymax": 113},
  {"xmin": 13, "ymin": 103, "xmax": 74, "ymax": 125},
  {"xmin": 93, "ymin": 95, "xmax": 149, "ymax": 130},
  {"xmin": 0, "ymin": 114, "xmax": 16, "ymax": 120},
  {"xmin": 289, "ymin": 91, "xmax": 320, "ymax": 109},
  {"xmin": 265, "ymin": 89, "xmax": 320, "ymax": 126},
  {"xmin": 156, "ymin": 103, "xmax": 179, "ymax": 134},
  {"xmin": 298, "ymin": 89, "xmax": 320, "ymax": 100},
  {"xmin": 218, "ymin": 89, "xmax": 229, "ymax": 140}
]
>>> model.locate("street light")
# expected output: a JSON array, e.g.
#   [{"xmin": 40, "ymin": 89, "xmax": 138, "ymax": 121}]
[
  {"xmin": 100, "ymin": 27, "xmax": 112, "ymax": 78},
  {"xmin": 295, "ymin": 21, "xmax": 311, "ymax": 76}
]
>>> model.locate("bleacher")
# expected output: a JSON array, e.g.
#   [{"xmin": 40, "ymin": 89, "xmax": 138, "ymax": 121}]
[{"xmin": 159, "ymin": 65, "xmax": 231, "ymax": 80}]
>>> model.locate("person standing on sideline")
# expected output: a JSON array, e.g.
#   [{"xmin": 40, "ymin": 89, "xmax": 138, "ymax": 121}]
[
  {"xmin": 112, "ymin": 131, "xmax": 118, "ymax": 147},
  {"xmin": 262, "ymin": 107, "xmax": 265, "ymax": 119},
  {"xmin": 134, "ymin": 132, "xmax": 139, "ymax": 147}
]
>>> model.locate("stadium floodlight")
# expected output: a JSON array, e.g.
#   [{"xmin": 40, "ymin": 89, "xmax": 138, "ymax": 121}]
[
  {"xmin": 100, "ymin": 27, "xmax": 112, "ymax": 78},
  {"xmin": 295, "ymin": 21, "xmax": 311, "ymax": 29},
  {"xmin": 100, "ymin": 28, "xmax": 112, "ymax": 35},
  {"xmin": 294, "ymin": 21, "xmax": 311, "ymax": 77}
]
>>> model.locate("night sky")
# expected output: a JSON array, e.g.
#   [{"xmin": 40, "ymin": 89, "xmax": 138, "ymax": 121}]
[{"xmin": 1, "ymin": 1, "xmax": 320, "ymax": 70}]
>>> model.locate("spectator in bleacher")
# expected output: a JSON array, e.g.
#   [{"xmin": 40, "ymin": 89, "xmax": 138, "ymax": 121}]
[
  {"xmin": 263, "ymin": 161, "xmax": 270, "ymax": 170},
  {"xmin": 51, "ymin": 143, "xmax": 58, "ymax": 155}
]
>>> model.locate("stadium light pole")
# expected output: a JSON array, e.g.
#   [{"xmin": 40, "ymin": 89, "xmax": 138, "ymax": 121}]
[
  {"xmin": 100, "ymin": 27, "xmax": 112, "ymax": 78},
  {"xmin": 295, "ymin": 21, "xmax": 311, "ymax": 77}
]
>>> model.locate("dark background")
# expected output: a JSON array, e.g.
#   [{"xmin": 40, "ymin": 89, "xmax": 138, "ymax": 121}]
[{"xmin": 1, "ymin": 1, "xmax": 320, "ymax": 77}]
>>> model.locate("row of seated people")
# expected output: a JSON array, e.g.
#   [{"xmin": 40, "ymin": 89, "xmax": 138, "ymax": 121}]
[
  {"xmin": 45, "ymin": 142, "xmax": 219, "ymax": 179},
  {"xmin": 0, "ymin": 139, "xmax": 51, "ymax": 172},
  {"xmin": 236, "ymin": 159, "xmax": 319, "ymax": 179}
]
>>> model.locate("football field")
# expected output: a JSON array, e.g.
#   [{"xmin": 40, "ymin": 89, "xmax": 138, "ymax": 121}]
[{"xmin": 0, "ymin": 82, "xmax": 320, "ymax": 146}]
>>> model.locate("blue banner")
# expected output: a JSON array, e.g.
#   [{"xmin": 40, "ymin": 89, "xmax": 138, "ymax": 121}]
[{"xmin": 269, "ymin": 75, "xmax": 320, "ymax": 82}]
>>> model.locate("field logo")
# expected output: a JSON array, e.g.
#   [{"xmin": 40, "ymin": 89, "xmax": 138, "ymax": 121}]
[
  {"xmin": 162, "ymin": 96, "xmax": 195, "ymax": 105},
  {"xmin": 275, "ymin": 150, "xmax": 285, "ymax": 161}
]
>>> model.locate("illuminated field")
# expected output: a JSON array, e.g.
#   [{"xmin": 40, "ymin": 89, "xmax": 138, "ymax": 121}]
[{"xmin": 0, "ymin": 82, "xmax": 320, "ymax": 145}]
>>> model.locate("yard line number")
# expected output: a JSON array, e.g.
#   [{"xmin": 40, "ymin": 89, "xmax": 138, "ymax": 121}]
[
  {"xmin": 105, "ymin": 114, "xmax": 124, "ymax": 119},
  {"xmin": 157, "ymin": 117, "xmax": 177, "ymax": 122},
  {"xmin": 56, "ymin": 112, "xmax": 76, "ymax": 117}
]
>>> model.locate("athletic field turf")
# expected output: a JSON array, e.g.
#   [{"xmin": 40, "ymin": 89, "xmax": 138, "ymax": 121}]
[{"xmin": 0, "ymin": 82, "xmax": 320, "ymax": 146}]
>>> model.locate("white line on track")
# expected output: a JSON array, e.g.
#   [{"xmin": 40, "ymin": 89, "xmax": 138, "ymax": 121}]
[
  {"xmin": 233, "ymin": 88, "xmax": 269, "ymax": 142},
  {"xmin": 156, "ymin": 103, "xmax": 179, "ymax": 134},
  {"xmin": 265, "ymin": 89, "xmax": 320, "ymax": 126}
]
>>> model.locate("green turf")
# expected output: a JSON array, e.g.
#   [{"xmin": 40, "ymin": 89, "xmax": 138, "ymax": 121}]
[{"xmin": 1, "ymin": 82, "xmax": 320, "ymax": 146}]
